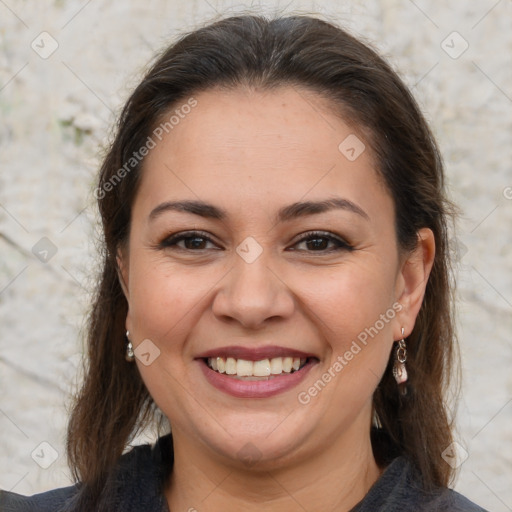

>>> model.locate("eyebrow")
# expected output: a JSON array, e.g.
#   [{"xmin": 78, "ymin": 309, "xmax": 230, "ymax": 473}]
[
  {"xmin": 148, "ymin": 198, "xmax": 370, "ymax": 223},
  {"xmin": 278, "ymin": 198, "xmax": 369, "ymax": 222},
  {"xmin": 149, "ymin": 200, "xmax": 225, "ymax": 221}
]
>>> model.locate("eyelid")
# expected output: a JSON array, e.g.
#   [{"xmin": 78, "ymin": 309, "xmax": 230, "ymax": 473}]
[
  {"xmin": 158, "ymin": 230, "xmax": 222, "ymax": 249},
  {"xmin": 287, "ymin": 230, "xmax": 353, "ymax": 251},
  {"xmin": 157, "ymin": 229, "xmax": 353, "ymax": 252}
]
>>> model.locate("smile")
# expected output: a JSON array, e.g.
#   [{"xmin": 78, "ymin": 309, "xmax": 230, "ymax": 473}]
[
  {"xmin": 198, "ymin": 356, "xmax": 318, "ymax": 398},
  {"xmin": 206, "ymin": 356, "xmax": 308, "ymax": 379}
]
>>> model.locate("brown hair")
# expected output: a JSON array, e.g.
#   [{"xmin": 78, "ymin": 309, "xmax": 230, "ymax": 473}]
[{"xmin": 67, "ymin": 14, "xmax": 458, "ymax": 507}]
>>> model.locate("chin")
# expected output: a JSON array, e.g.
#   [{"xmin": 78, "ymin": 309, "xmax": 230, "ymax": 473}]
[{"xmin": 195, "ymin": 411, "xmax": 316, "ymax": 470}]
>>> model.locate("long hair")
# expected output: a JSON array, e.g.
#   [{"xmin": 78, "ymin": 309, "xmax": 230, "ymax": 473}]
[{"xmin": 67, "ymin": 14, "xmax": 458, "ymax": 508}]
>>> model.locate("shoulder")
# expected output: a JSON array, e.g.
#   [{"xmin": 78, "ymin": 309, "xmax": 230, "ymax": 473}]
[
  {"xmin": 0, "ymin": 435, "xmax": 173, "ymax": 512},
  {"xmin": 425, "ymin": 487, "xmax": 490, "ymax": 512},
  {"xmin": 352, "ymin": 456, "xmax": 489, "ymax": 512},
  {"xmin": 0, "ymin": 485, "xmax": 78, "ymax": 512}
]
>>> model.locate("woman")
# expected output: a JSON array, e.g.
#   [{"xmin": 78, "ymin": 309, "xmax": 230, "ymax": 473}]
[{"xmin": 0, "ymin": 14, "xmax": 488, "ymax": 512}]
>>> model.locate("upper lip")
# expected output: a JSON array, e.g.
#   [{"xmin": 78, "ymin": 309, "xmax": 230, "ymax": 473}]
[{"xmin": 196, "ymin": 345, "xmax": 317, "ymax": 361}]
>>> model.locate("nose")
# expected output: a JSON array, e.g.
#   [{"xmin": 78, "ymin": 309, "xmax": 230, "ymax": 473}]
[{"xmin": 212, "ymin": 254, "xmax": 295, "ymax": 329}]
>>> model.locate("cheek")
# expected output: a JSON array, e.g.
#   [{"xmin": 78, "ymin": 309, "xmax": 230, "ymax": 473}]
[
  {"xmin": 299, "ymin": 258, "xmax": 397, "ymax": 384},
  {"xmin": 127, "ymin": 253, "xmax": 221, "ymax": 349},
  {"xmin": 300, "ymin": 258, "xmax": 397, "ymax": 334}
]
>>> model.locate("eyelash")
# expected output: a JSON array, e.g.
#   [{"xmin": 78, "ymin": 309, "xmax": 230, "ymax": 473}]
[
  {"xmin": 159, "ymin": 231, "xmax": 220, "ymax": 251},
  {"xmin": 158, "ymin": 230, "xmax": 353, "ymax": 253},
  {"xmin": 289, "ymin": 231, "xmax": 353, "ymax": 252}
]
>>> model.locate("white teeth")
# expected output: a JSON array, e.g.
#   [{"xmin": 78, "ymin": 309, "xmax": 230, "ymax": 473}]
[
  {"xmin": 225, "ymin": 357, "xmax": 237, "ymax": 375},
  {"xmin": 236, "ymin": 359, "xmax": 253, "ymax": 377},
  {"xmin": 253, "ymin": 359, "xmax": 271, "ymax": 377},
  {"xmin": 207, "ymin": 356, "xmax": 308, "ymax": 377},
  {"xmin": 270, "ymin": 357, "xmax": 282, "ymax": 375}
]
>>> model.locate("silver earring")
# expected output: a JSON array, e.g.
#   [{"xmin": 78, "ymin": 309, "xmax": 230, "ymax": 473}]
[
  {"xmin": 125, "ymin": 330, "xmax": 135, "ymax": 362},
  {"xmin": 392, "ymin": 327, "xmax": 407, "ymax": 395}
]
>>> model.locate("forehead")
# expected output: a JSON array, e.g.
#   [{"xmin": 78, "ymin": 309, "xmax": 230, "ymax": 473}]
[{"xmin": 135, "ymin": 86, "xmax": 391, "ymax": 220}]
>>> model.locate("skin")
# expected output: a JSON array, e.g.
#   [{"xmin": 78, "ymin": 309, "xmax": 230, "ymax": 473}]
[{"xmin": 117, "ymin": 86, "xmax": 435, "ymax": 511}]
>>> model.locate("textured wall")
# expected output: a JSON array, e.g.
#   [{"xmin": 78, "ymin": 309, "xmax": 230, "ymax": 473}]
[{"xmin": 0, "ymin": 1, "xmax": 511, "ymax": 510}]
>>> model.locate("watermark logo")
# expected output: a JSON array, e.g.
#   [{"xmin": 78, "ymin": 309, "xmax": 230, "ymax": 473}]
[
  {"xmin": 441, "ymin": 31, "xmax": 469, "ymax": 60},
  {"xmin": 441, "ymin": 441, "xmax": 469, "ymax": 469},
  {"xmin": 237, "ymin": 442, "xmax": 262, "ymax": 468},
  {"xmin": 338, "ymin": 134, "xmax": 366, "ymax": 162},
  {"xmin": 31, "ymin": 441, "xmax": 59, "ymax": 469},
  {"xmin": 134, "ymin": 339, "xmax": 161, "ymax": 366},
  {"xmin": 236, "ymin": 236, "xmax": 263, "ymax": 264},
  {"xmin": 32, "ymin": 237, "xmax": 58, "ymax": 263},
  {"xmin": 449, "ymin": 237, "xmax": 468, "ymax": 263},
  {"xmin": 31, "ymin": 32, "xmax": 59, "ymax": 59}
]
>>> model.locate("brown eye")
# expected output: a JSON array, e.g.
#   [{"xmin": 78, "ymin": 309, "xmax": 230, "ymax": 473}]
[
  {"xmin": 305, "ymin": 237, "xmax": 330, "ymax": 251},
  {"xmin": 290, "ymin": 231, "xmax": 353, "ymax": 253},
  {"xmin": 182, "ymin": 236, "xmax": 208, "ymax": 250},
  {"xmin": 159, "ymin": 231, "xmax": 220, "ymax": 251}
]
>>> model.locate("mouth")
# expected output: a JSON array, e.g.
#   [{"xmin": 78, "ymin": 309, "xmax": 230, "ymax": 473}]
[{"xmin": 196, "ymin": 346, "xmax": 319, "ymax": 398}]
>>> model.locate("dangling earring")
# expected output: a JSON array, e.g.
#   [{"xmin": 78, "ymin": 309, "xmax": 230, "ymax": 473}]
[
  {"xmin": 125, "ymin": 330, "xmax": 135, "ymax": 362},
  {"xmin": 393, "ymin": 327, "xmax": 407, "ymax": 395}
]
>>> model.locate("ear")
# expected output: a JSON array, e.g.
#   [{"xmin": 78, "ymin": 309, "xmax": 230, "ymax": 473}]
[
  {"xmin": 116, "ymin": 247, "xmax": 130, "ymax": 301},
  {"xmin": 394, "ymin": 228, "xmax": 435, "ymax": 339}
]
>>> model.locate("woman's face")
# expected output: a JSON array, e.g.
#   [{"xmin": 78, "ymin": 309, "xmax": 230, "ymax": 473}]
[{"xmin": 119, "ymin": 86, "xmax": 430, "ymax": 469}]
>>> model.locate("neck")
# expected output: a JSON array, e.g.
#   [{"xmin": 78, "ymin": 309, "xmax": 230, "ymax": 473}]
[{"xmin": 165, "ymin": 422, "xmax": 382, "ymax": 511}]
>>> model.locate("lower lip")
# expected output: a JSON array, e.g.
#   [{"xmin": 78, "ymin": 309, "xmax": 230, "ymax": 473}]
[{"xmin": 197, "ymin": 359, "xmax": 317, "ymax": 398}]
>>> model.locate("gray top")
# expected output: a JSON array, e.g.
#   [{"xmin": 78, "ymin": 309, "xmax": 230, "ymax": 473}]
[{"xmin": 0, "ymin": 434, "xmax": 489, "ymax": 511}]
